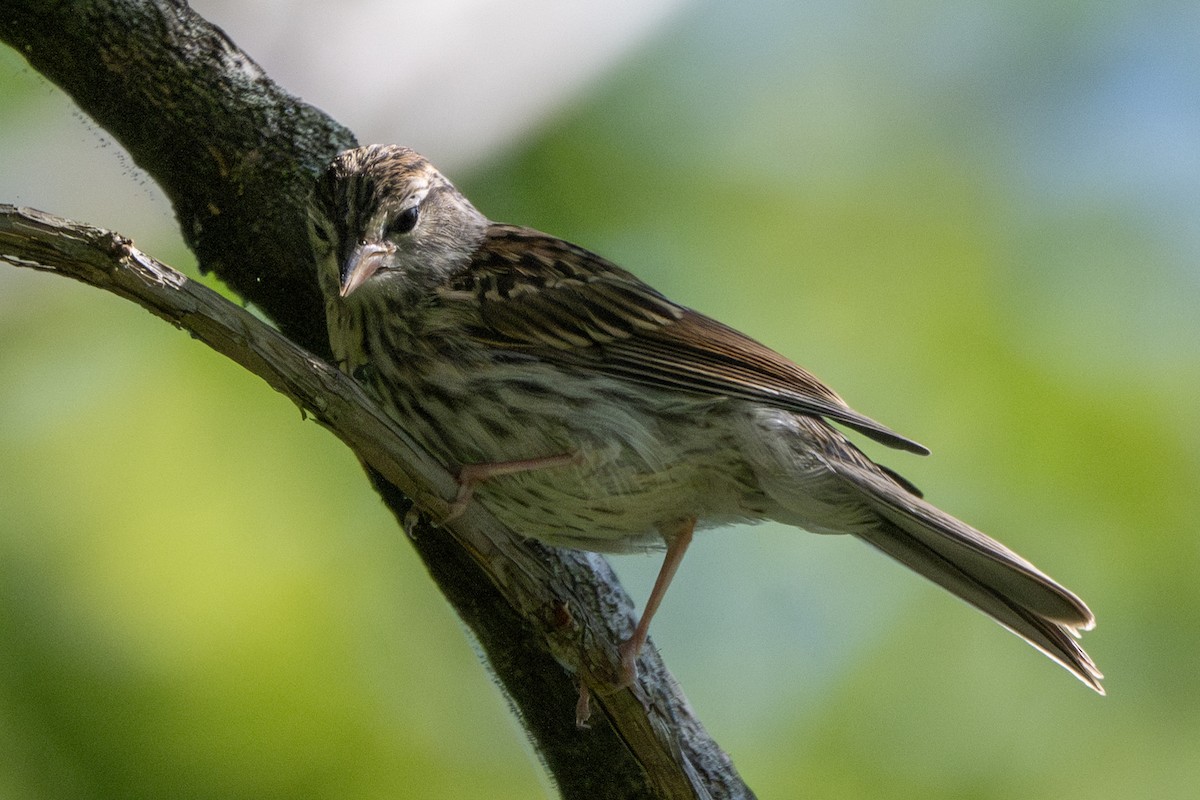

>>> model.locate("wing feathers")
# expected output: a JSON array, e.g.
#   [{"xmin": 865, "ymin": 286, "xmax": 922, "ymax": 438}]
[{"xmin": 450, "ymin": 225, "xmax": 927, "ymax": 454}]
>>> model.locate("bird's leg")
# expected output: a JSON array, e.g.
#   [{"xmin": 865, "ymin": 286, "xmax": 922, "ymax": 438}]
[
  {"xmin": 575, "ymin": 682, "xmax": 592, "ymax": 729},
  {"xmin": 618, "ymin": 517, "xmax": 696, "ymax": 687},
  {"xmin": 442, "ymin": 452, "xmax": 582, "ymax": 522}
]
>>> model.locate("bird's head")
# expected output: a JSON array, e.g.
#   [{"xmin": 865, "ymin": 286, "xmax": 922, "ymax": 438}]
[{"xmin": 308, "ymin": 144, "xmax": 488, "ymax": 301}]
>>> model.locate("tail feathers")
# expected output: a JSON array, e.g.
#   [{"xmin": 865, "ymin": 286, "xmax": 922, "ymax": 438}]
[
  {"xmin": 841, "ymin": 468, "xmax": 1102, "ymax": 693},
  {"xmin": 856, "ymin": 521, "xmax": 1103, "ymax": 694}
]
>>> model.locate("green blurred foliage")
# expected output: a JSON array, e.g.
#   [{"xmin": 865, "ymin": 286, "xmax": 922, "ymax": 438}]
[{"xmin": 3, "ymin": 2, "xmax": 1199, "ymax": 798}]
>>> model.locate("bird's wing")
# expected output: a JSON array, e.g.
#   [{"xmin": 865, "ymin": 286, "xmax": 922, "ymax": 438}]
[{"xmin": 441, "ymin": 225, "xmax": 928, "ymax": 455}]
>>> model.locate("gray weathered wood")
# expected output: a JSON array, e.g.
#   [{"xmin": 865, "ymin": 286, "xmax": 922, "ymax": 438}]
[{"xmin": 0, "ymin": 2, "xmax": 756, "ymax": 796}]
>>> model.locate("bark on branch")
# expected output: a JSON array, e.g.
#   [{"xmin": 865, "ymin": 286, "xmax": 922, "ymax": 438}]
[{"xmin": 0, "ymin": 2, "xmax": 753, "ymax": 798}]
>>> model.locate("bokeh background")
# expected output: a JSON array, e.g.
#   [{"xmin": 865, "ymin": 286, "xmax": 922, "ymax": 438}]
[{"xmin": 2, "ymin": 1, "xmax": 1198, "ymax": 797}]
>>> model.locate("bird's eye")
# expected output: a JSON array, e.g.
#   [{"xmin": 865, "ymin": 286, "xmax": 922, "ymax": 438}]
[{"xmin": 387, "ymin": 206, "xmax": 420, "ymax": 236}]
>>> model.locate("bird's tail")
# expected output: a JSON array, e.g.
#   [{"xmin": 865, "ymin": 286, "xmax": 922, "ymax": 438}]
[{"xmin": 845, "ymin": 468, "xmax": 1103, "ymax": 693}]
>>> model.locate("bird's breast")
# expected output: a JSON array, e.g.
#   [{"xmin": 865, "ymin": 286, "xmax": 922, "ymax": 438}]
[{"xmin": 345, "ymin": 348, "xmax": 774, "ymax": 548}]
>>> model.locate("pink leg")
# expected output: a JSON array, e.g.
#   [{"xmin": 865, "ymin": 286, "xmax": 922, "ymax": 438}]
[
  {"xmin": 618, "ymin": 518, "xmax": 696, "ymax": 686},
  {"xmin": 443, "ymin": 452, "xmax": 581, "ymax": 522},
  {"xmin": 575, "ymin": 683, "xmax": 592, "ymax": 729}
]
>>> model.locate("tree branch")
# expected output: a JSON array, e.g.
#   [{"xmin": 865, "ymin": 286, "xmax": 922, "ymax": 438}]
[
  {"xmin": 1, "ymin": 0, "xmax": 343, "ymax": 354},
  {"xmin": 0, "ymin": 1, "xmax": 754, "ymax": 792}
]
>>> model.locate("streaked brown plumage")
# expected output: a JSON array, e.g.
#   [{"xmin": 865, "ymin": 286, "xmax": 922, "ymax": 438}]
[{"xmin": 308, "ymin": 144, "xmax": 1102, "ymax": 693}]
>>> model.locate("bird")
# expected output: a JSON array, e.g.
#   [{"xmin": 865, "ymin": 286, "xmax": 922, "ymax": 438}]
[{"xmin": 307, "ymin": 143, "xmax": 1102, "ymax": 694}]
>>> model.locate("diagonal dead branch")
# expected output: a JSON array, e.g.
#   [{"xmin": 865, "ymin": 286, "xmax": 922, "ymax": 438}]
[
  {"xmin": 0, "ymin": 205, "xmax": 753, "ymax": 800},
  {"xmin": 1, "ymin": 0, "xmax": 755, "ymax": 794}
]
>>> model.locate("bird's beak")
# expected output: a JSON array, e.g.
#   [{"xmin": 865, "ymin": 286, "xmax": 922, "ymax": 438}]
[{"xmin": 340, "ymin": 241, "xmax": 392, "ymax": 297}]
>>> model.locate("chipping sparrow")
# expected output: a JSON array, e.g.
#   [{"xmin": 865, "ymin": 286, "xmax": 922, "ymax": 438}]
[{"xmin": 308, "ymin": 144, "xmax": 1101, "ymax": 693}]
